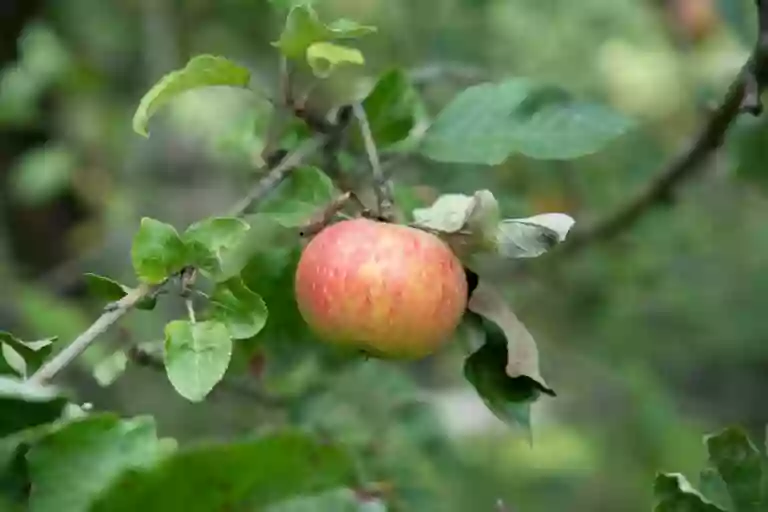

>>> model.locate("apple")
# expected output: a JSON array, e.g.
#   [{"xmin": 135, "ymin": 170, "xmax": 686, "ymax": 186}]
[{"xmin": 294, "ymin": 218, "xmax": 468, "ymax": 359}]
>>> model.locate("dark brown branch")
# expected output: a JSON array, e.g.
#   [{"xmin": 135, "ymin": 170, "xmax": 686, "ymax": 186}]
[{"xmin": 557, "ymin": 0, "xmax": 768, "ymax": 256}]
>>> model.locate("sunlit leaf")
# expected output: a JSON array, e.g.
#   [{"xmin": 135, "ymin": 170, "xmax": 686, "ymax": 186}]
[
  {"xmin": 133, "ymin": 55, "xmax": 251, "ymax": 137},
  {"xmin": 259, "ymin": 167, "xmax": 338, "ymax": 227},
  {"xmin": 131, "ymin": 218, "xmax": 188, "ymax": 284},
  {"xmin": 164, "ymin": 320, "xmax": 232, "ymax": 402},
  {"xmin": 90, "ymin": 430, "xmax": 357, "ymax": 512},
  {"xmin": 306, "ymin": 42, "xmax": 364, "ymax": 78}
]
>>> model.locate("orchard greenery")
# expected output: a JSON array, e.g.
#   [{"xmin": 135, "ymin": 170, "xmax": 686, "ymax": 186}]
[{"xmin": 0, "ymin": 2, "xmax": 749, "ymax": 511}]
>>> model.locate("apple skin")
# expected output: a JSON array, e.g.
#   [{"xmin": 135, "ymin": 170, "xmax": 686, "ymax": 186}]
[{"xmin": 294, "ymin": 218, "xmax": 468, "ymax": 359}]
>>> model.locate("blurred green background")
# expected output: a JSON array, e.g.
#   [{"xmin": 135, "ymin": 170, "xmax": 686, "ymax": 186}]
[{"xmin": 2, "ymin": 0, "xmax": 767, "ymax": 510}]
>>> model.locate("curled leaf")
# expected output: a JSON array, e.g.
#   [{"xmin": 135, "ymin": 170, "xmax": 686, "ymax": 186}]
[
  {"xmin": 496, "ymin": 213, "xmax": 575, "ymax": 259},
  {"xmin": 306, "ymin": 42, "xmax": 364, "ymax": 78}
]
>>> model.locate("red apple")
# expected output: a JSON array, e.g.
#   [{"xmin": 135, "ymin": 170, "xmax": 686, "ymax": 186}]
[{"xmin": 294, "ymin": 218, "xmax": 468, "ymax": 359}]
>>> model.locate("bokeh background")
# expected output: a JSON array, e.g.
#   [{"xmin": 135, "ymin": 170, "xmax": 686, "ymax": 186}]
[{"xmin": 1, "ymin": 0, "xmax": 767, "ymax": 510}]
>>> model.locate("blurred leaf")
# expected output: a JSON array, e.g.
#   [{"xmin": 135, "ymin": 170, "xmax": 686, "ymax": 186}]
[
  {"xmin": 306, "ymin": 42, "xmax": 364, "ymax": 78},
  {"xmin": 164, "ymin": 320, "xmax": 232, "ymax": 402},
  {"xmin": 699, "ymin": 468, "xmax": 735, "ymax": 511},
  {"xmin": 362, "ymin": 69, "xmax": 420, "ymax": 148},
  {"xmin": 131, "ymin": 218, "xmax": 188, "ymax": 284},
  {"xmin": 420, "ymin": 79, "xmax": 632, "ymax": 164},
  {"xmin": 260, "ymin": 167, "xmax": 338, "ymax": 227},
  {"xmin": 268, "ymin": 487, "xmax": 387, "ymax": 511},
  {"xmin": 210, "ymin": 278, "xmax": 268, "ymax": 340},
  {"xmin": 0, "ymin": 344, "xmax": 25, "ymax": 378},
  {"xmin": 183, "ymin": 217, "xmax": 251, "ymax": 280},
  {"xmin": 705, "ymin": 427, "xmax": 765, "ymax": 511},
  {"xmin": 133, "ymin": 55, "xmax": 252, "ymax": 137},
  {"xmin": 8, "ymin": 144, "xmax": 76, "ymax": 205},
  {"xmin": 90, "ymin": 430, "xmax": 357, "ymax": 512},
  {"xmin": 0, "ymin": 333, "xmax": 54, "ymax": 379},
  {"xmin": 0, "ymin": 377, "xmax": 67, "ymax": 437},
  {"xmin": 26, "ymin": 414, "xmax": 167, "ymax": 512},
  {"xmin": 467, "ymin": 280, "xmax": 553, "ymax": 395},
  {"xmin": 654, "ymin": 473, "xmax": 726, "ymax": 511},
  {"xmin": 83, "ymin": 274, "xmax": 157, "ymax": 311},
  {"xmin": 496, "ymin": 213, "xmax": 575, "ymax": 259},
  {"xmin": 273, "ymin": 4, "xmax": 376, "ymax": 60},
  {"xmin": 93, "ymin": 351, "xmax": 129, "ymax": 387}
]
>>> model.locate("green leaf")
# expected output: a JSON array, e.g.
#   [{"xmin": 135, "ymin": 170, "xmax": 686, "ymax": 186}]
[
  {"xmin": 705, "ymin": 427, "xmax": 765, "ymax": 511},
  {"xmin": 273, "ymin": 4, "xmax": 375, "ymax": 60},
  {"xmin": 164, "ymin": 320, "xmax": 232, "ymax": 402},
  {"xmin": 420, "ymin": 79, "xmax": 632, "ymax": 164},
  {"xmin": 268, "ymin": 488, "xmax": 386, "ymax": 511},
  {"xmin": 26, "ymin": 414, "xmax": 167, "ymax": 512},
  {"xmin": 260, "ymin": 167, "xmax": 338, "ymax": 227},
  {"xmin": 463, "ymin": 318, "xmax": 540, "ymax": 437},
  {"xmin": 467, "ymin": 280, "xmax": 553, "ymax": 395},
  {"xmin": 8, "ymin": 144, "xmax": 75, "ymax": 205},
  {"xmin": 0, "ymin": 376, "xmax": 68, "ymax": 437},
  {"xmin": 362, "ymin": 69, "xmax": 420, "ymax": 148},
  {"xmin": 131, "ymin": 218, "xmax": 188, "ymax": 284},
  {"xmin": 83, "ymin": 274, "xmax": 157, "ymax": 310},
  {"xmin": 93, "ymin": 351, "xmax": 129, "ymax": 387},
  {"xmin": 90, "ymin": 430, "xmax": 357, "ymax": 512},
  {"xmin": 306, "ymin": 42, "xmax": 364, "ymax": 78},
  {"xmin": 0, "ymin": 333, "xmax": 54, "ymax": 380},
  {"xmin": 654, "ymin": 473, "xmax": 726, "ymax": 512},
  {"xmin": 496, "ymin": 213, "xmax": 575, "ymax": 259},
  {"xmin": 210, "ymin": 278, "xmax": 268, "ymax": 340},
  {"xmin": 132, "ymin": 55, "xmax": 251, "ymax": 137},
  {"xmin": 183, "ymin": 217, "xmax": 251, "ymax": 280},
  {"xmin": 699, "ymin": 468, "xmax": 735, "ymax": 511}
]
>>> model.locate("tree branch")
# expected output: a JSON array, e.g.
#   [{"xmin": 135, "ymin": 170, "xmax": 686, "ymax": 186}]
[
  {"xmin": 557, "ymin": 0, "xmax": 768, "ymax": 256},
  {"xmin": 352, "ymin": 103, "xmax": 395, "ymax": 221},
  {"xmin": 27, "ymin": 137, "xmax": 325, "ymax": 385}
]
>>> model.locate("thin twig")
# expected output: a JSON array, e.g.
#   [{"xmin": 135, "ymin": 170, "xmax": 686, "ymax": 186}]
[
  {"xmin": 28, "ymin": 283, "xmax": 159, "ymax": 384},
  {"xmin": 299, "ymin": 192, "xmax": 353, "ymax": 237},
  {"xmin": 352, "ymin": 103, "xmax": 394, "ymax": 220},
  {"xmin": 556, "ymin": 0, "xmax": 768, "ymax": 256}
]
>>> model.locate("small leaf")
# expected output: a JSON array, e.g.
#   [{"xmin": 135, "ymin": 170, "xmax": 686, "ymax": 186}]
[
  {"xmin": 131, "ymin": 218, "xmax": 188, "ymax": 284},
  {"xmin": 362, "ymin": 68, "xmax": 421, "ymax": 148},
  {"xmin": 467, "ymin": 280, "xmax": 553, "ymax": 395},
  {"xmin": 705, "ymin": 426, "xmax": 765, "ymax": 511},
  {"xmin": 699, "ymin": 468, "xmax": 735, "ymax": 511},
  {"xmin": 1, "ymin": 344, "xmax": 26, "ymax": 378},
  {"xmin": 306, "ymin": 42, "xmax": 364, "ymax": 78},
  {"xmin": 0, "ymin": 332, "xmax": 54, "ymax": 377},
  {"xmin": 0, "ymin": 376, "xmax": 68, "ymax": 437},
  {"xmin": 83, "ymin": 274, "xmax": 157, "ymax": 311},
  {"xmin": 164, "ymin": 320, "xmax": 232, "ymax": 402},
  {"xmin": 412, "ymin": 190, "xmax": 500, "ymax": 236},
  {"xmin": 84, "ymin": 275, "xmax": 155, "ymax": 310},
  {"xmin": 654, "ymin": 473, "xmax": 726, "ymax": 512},
  {"xmin": 183, "ymin": 217, "xmax": 250, "ymax": 279},
  {"xmin": 260, "ymin": 167, "xmax": 338, "ymax": 227},
  {"xmin": 210, "ymin": 278, "xmax": 268, "ymax": 340},
  {"xmin": 90, "ymin": 430, "xmax": 357, "ymax": 512},
  {"xmin": 132, "ymin": 55, "xmax": 251, "ymax": 137},
  {"xmin": 420, "ymin": 79, "xmax": 632, "ymax": 164},
  {"xmin": 26, "ymin": 414, "xmax": 167, "ymax": 512},
  {"xmin": 273, "ymin": 4, "xmax": 375, "ymax": 60},
  {"xmin": 496, "ymin": 213, "xmax": 575, "ymax": 259},
  {"xmin": 93, "ymin": 351, "xmax": 129, "ymax": 387}
]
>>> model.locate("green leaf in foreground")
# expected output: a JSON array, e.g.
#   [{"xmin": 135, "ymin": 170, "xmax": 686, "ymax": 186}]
[
  {"xmin": 183, "ymin": 217, "xmax": 250, "ymax": 279},
  {"xmin": 210, "ymin": 278, "xmax": 268, "ymax": 340},
  {"xmin": 26, "ymin": 414, "xmax": 168, "ymax": 512},
  {"xmin": 132, "ymin": 55, "xmax": 251, "ymax": 137},
  {"xmin": 164, "ymin": 320, "xmax": 232, "ymax": 402},
  {"xmin": 306, "ymin": 42, "xmax": 364, "ymax": 78},
  {"xmin": 705, "ymin": 426, "xmax": 765, "ymax": 511},
  {"xmin": 496, "ymin": 213, "xmax": 575, "ymax": 259},
  {"xmin": 420, "ymin": 79, "xmax": 632, "ymax": 164},
  {"xmin": 273, "ymin": 4, "xmax": 376, "ymax": 60},
  {"xmin": 0, "ymin": 376, "xmax": 68, "ymax": 437},
  {"xmin": 362, "ymin": 68, "xmax": 420, "ymax": 149},
  {"xmin": 654, "ymin": 473, "xmax": 726, "ymax": 512},
  {"xmin": 259, "ymin": 166, "xmax": 338, "ymax": 227},
  {"xmin": 0, "ymin": 332, "xmax": 54, "ymax": 378},
  {"xmin": 83, "ymin": 273, "xmax": 157, "ymax": 310},
  {"xmin": 131, "ymin": 218, "xmax": 188, "ymax": 284},
  {"xmin": 90, "ymin": 430, "xmax": 357, "ymax": 512}
]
